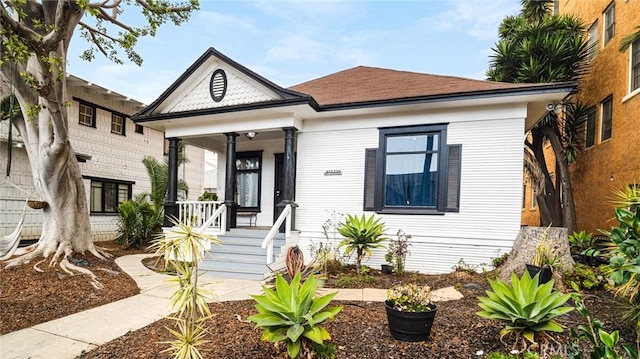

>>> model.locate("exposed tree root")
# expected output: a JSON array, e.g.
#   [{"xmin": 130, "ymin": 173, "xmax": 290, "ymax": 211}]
[
  {"xmin": 60, "ymin": 257, "xmax": 105, "ymax": 290},
  {"xmin": 3, "ymin": 239, "xmax": 111, "ymax": 289}
]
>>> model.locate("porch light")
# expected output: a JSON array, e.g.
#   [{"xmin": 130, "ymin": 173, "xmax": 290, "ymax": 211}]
[{"xmin": 244, "ymin": 132, "xmax": 257, "ymax": 140}]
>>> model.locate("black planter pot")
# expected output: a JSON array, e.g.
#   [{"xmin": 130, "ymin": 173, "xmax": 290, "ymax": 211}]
[
  {"xmin": 384, "ymin": 300, "xmax": 437, "ymax": 342},
  {"xmin": 381, "ymin": 264, "xmax": 393, "ymax": 274},
  {"xmin": 525, "ymin": 264, "xmax": 552, "ymax": 284}
]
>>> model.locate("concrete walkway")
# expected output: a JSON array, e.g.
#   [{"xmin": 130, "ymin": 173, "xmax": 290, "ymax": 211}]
[{"xmin": 0, "ymin": 254, "xmax": 463, "ymax": 359}]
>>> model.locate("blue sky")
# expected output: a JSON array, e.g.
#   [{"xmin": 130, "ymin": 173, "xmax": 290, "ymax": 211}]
[{"xmin": 67, "ymin": 0, "xmax": 522, "ymax": 104}]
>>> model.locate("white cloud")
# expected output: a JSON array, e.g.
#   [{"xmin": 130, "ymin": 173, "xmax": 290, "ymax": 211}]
[
  {"xmin": 196, "ymin": 10, "xmax": 257, "ymax": 31},
  {"xmin": 418, "ymin": 0, "xmax": 520, "ymax": 40},
  {"xmin": 266, "ymin": 35, "xmax": 329, "ymax": 63}
]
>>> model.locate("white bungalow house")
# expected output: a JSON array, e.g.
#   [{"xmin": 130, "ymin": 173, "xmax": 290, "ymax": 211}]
[
  {"xmin": 133, "ymin": 48, "xmax": 575, "ymax": 279},
  {"xmin": 0, "ymin": 75, "xmax": 205, "ymax": 242}
]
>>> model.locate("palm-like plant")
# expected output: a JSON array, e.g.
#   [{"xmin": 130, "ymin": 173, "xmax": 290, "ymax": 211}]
[
  {"xmin": 487, "ymin": 0, "xmax": 591, "ymax": 233},
  {"xmin": 337, "ymin": 214, "xmax": 388, "ymax": 274},
  {"xmin": 148, "ymin": 218, "xmax": 221, "ymax": 359},
  {"xmin": 142, "ymin": 153, "xmax": 190, "ymax": 211},
  {"xmin": 477, "ymin": 271, "xmax": 573, "ymax": 345},
  {"xmin": 619, "ymin": 25, "xmax": 640, "ymax": 52},
  {"xmin": 248, "ymin": 273, "xmax": 342, "ymax": 358}
]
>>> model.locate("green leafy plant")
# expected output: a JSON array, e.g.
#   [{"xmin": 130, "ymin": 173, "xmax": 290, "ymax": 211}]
[
  {"xmin": 337, "ymin": 214, "xmax": 388, "ymax": 274},
  {"xmin": 568, "ymin": 289, "xmax": 637, "ymax": 359},
  {"xmin": 116, "ymin": 196, "xmax": 163, "ymax": 249},
  {"xmin": 148, "ymin": 218, "xmax": 221, "ymax": 359},
  {"xmin": 248, "ymin": 273, "xmax": 342, "ymax": 359},
  {"xmin": 476, "ymin": 271, "xmax": 573, "ymax": 345},
  {"xmin": 334, "ymin": 276, "xmax": 356, "ymax": 288},
  {"xmin": 386, "ymin": 283, "xmax": 434, "ymax": 312},
  {"xmin": 492, "ymin": 251, "xmax": 510, "ymax": 268},
  {"xmin": 197, "ymin": 191, "xmax": 218, "ymax": 201},
  {"xmin": 385, "ymin": 229, "xmax": 411, "ymax": 274},
  {"xmin": 563, "ymin": 263, "xmax": 605, "ymax": 291},
  {"xmin": 605, "ymin": 207, "xmax": 640, "ymax": 300},
  {"xmin": 569, "ymin": 230, "xmax": 595, "ymax": 253}
]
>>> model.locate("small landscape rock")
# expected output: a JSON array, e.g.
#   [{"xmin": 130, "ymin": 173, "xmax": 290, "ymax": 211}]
[{"xmin": 463, "ymin": 283, "xmax": 483, "ymax": 290}]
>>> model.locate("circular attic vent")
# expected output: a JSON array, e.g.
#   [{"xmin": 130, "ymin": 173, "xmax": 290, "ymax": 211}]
[{"xmin": 209, "ymin": 69, "xmax": 227, "ymax": 102}]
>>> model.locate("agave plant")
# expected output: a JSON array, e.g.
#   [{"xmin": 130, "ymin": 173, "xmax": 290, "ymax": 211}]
[
  {"xmin": 337, "ymin": 214, "xmax": 387, "ymax": 274},
  {"xmin": 476, "ymin": 271, "xmax": 573, "ymax": 344},
  {"xmin": 248, "ymin": 273, "xmax": 342, "ymax": 358}
]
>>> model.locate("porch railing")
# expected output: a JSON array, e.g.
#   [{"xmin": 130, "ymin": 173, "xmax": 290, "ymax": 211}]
[
  {"xmin": 176, "ymin": 201, "xmax": 226, "ymax": 235},
  {"xmin": 261, "ymin": 204, "xmax": 292, "ymax": 265}
]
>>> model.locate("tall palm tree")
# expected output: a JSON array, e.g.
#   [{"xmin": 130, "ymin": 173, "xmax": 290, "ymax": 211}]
[{"xmin": 487, "ymin": 0, "xmax": 590, "ymax": 232}]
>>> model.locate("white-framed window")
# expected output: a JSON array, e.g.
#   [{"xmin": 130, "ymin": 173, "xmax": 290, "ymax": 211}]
[
  {"xmin": 632, "ymin": 38, "xmax": 640, "ymax": 92},
  {"xmin": 111, "ymin": 114, "xmax": 125, "ymax": 135},
  {"xmin": 601, "ymin": 96, "xmax": 613, "ymax": 141},
  {"xmin": 603, "ymin": 2, "xmax": 615, "ymax": 45},
  {"xmin": 585, "ymin": 106, "xmax": 597, "ymax": 148},
  {"xmin": 78, "ymin": 103, "xmax": 95, "ymax": 127},
  {"xmin": 587, "ymin": 22, "xmax": 599, "ymax": 60}
]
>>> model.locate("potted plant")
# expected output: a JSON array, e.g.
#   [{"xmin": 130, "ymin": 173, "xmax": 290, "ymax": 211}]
[
  {"xmin": 526, "ymin": 227, "xmax": 558, "ymax": 284},
  {"xmin": 384, "ymin": 229, "xmax": 411, "ymax": 275},
  {"xmin": 384, "ymin": 283, "xmax": 437, "ymax": 342}
]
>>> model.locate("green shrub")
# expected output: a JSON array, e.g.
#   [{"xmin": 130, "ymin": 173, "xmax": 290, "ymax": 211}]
[
  {"xmin": 476, "ymin": 271, "xmax": 573, "ymax": 344},
  {"xmin": 116, "ymin": 197, "xmax": 163, "ymax": 248},
  {"xmin": 605, "ymin": 207, "xmax": 640, "ymax": 300},
  {"xmin": 335, "ymin": 276, "xmax": 355, "ymax": 288},
  {"xmin": 564, "ymin": 263, "xmax": 605, "ymax": 291},
  {"xmin": 492, "ymin": 252, "xmax": 509, "ymax": 268},
  {"xmin": 337, "ymin": 214, "xmax": 387, "ymax": 274},
  {"xmin": 248, "ymin": 273, "xmax": 342, "ymax": 359}
]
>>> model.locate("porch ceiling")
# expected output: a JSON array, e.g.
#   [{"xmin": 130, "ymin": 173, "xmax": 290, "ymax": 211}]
[{"xmin": 182, "ymin": 130, "xmax": 284, "ymax": 152}]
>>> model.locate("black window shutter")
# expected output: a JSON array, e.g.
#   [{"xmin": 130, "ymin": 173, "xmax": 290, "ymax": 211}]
[
  {"xmin": 363, "ymin": 148, "xmax": 377, "ymax": 211},
  {"xmin": 446, "ymin": 145, "xmax": 461, "ymax": 212}
]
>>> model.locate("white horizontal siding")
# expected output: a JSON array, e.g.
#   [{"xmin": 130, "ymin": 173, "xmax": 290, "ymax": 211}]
[
  {"xmin": 295, "ymin": 106, "xmax": 526, "ymax": 273},
  {"xmin": 0, "ymin": 85, "xmax": 205, "ymax": 242}
]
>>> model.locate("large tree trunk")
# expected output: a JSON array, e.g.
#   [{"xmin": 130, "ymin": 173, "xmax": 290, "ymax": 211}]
[
  {"xmin": 541, "ymin": 125, "xmax": 577, "ymax": 233},
  {"xmin": 1, "ymin": 5, "xmax": 109, "ymax": 283},
  {"xmin": 529, "ymin": 127, "xmax": 562, "ymax": 226}
]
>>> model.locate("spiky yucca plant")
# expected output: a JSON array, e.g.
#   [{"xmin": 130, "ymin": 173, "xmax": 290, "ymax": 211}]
[
  {"xmin": 337, "ymin": 214, "xmax": 387, "ymax": 274},
  {"xmin": 248, "ymin": 273, "xmax": 342, "ymax": 358},
  {"xmin": 148, "ymin": 218, "xmax": 221, "ymax": 359},
  {"xmin": 477, "ymin": 271, "xmax": 573, "ymax": 345}
]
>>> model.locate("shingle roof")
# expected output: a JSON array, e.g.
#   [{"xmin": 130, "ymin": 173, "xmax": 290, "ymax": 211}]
[{"xmin": 288, "ymin": 66, "xmax": 551, "ymax": 106}]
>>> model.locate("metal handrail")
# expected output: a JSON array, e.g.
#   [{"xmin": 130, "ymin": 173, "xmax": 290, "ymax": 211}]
[{"xmin": 261, "ymin": 204, "xmax": 291, "ymax": 264}]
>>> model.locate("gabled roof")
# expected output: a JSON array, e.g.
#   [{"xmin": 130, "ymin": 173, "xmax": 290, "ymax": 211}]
[
  {"xmin": 134, "ymin": 47, "xmax": 311, "ymax": 120},
  {"xmin": 288, "ymin": 66, "xmax": 570, "ymax": 108}
]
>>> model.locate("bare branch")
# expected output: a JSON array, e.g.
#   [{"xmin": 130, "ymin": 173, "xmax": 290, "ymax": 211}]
[
  {"xmin": 93, "ymin": 6, "xmax": 136, "ymax": 33},
  {"xmin": 88, "ymin": 0, "xmax": 123, "ymax": 10},
  {"xmin": 41, "ymin": 1, "xmax": 84, "ymax": 50}
]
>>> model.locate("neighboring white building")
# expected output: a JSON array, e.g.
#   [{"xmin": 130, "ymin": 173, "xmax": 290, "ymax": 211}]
[
  {"xmin": 134, "ymin": 48, "xmax": 575, "ymax": 274},
  {"xmin": 0, "ymin": 75, "xmax": 206, "ymax": 242}
]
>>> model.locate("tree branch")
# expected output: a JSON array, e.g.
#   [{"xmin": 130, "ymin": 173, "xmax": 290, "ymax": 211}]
[
  {"xmin": 136, "ymin": 0, "xmax": 194, "ymax": 13},
  {"xmin": 0, "ymin": 4, "xmax": 44, "ymax": 51}
]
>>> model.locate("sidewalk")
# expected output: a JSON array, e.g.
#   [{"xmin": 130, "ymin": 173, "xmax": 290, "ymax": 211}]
[{"xmin": 0, "ymin": 255, "xmax": 462, "ymax": 359}]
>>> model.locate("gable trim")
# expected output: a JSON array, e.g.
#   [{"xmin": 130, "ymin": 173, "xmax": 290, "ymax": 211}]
[{"xmin": 135, "ymin": 47, "xmax": 310, "ymax": 119}]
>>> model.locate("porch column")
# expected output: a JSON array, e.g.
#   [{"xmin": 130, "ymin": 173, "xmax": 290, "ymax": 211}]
[
  {"xmin": 279, "ymin": 127, "xmax": 297, "ymax": 228},
  {"xmin": 164, "ymin": 137, "xmax": 180, "ymax": 226},
  {"xmin": 224, "ymin": 132, "xmax": 239, "ymax": 230}
]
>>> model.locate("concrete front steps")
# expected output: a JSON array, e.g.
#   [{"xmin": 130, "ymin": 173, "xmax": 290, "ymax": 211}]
[{"xmin": 199, "ymin": 228, "xmax": 286, "ymax": 281}]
